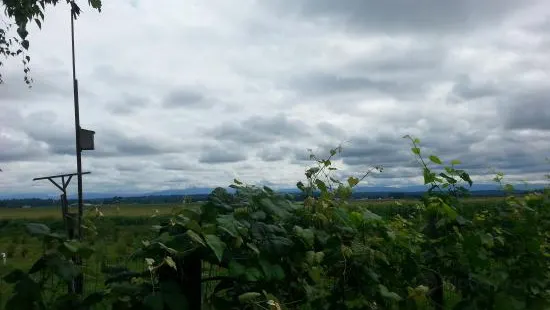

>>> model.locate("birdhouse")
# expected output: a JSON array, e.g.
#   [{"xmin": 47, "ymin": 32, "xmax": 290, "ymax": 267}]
[{"xmin": 79, "ymin": 128, "xmax": 95, "ymax": 151}]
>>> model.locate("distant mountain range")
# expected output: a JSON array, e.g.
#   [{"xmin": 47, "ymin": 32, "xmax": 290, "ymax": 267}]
[{"xmin": 1, "ymin": 183, "xmax": 546, "ymax": 200}]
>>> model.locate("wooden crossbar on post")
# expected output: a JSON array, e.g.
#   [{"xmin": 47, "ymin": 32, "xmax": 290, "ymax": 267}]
[{"xmin": 32, "ymin": 171, "xmax": 91, "ymax": 294}]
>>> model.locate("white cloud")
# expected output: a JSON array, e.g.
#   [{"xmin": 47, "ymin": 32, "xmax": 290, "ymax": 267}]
[{"xmin": 1, "ymin": 0, "xmax": 549, "ymax": 196}]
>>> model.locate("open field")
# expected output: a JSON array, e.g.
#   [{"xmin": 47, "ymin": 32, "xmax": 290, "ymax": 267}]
[
  {"xmin": 0, "ymin": 203, "xmax": 181, "ymax": 220},
  {"xmin": 0, "ymin": 196, "xmax": 509, "ymax": 220}
]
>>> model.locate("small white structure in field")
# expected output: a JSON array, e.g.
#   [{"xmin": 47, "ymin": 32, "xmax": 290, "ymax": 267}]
[
  {"xmin": 1, "ymin": 252, "xmax": 6, "ymax": 265},
  {"xmin": 21, "ymin": 205, "xmax": 32, "ymax": 209}
]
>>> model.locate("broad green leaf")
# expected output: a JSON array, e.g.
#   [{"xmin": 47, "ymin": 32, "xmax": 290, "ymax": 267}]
[
  {"xmin": 271, "ymin": 264, "xmax": 285, "ymax": 280},
  {"xmin": 77, "ymin": 245, "xmax": 95, "ymax": 260},
  {"xmin": 259, "ymin": 260, "xmax": 285, "ymax": 281},
  {"xmin": 63, "ymin": 241, "xmax": 78, "ymax": 253},
  {"xmin": 504, "ymin": 184, "xmax": 514, "ymax": 192},
  {"xmin": 459, "ymin": 172, "xmax": 473, "ymax": 187},
  {"xmin": 229, "ymin": 260, "xmax": 246, "ymax": 277},
  {"xmin": 185, "ymin": 220, "xmax": 202, "ymax": 234},
  {"xmin": 217, "ymin": 214, "xmax": 238, "ymax": 237},
  {"xmin": 423, "ymin": 168, "xmax": 435, "ymax": 184},
  {"xmin": 363, "ymin": 209, "xmax": 382, "ymax": 221},
  {"xmin": 163, "ymin": 292, "xmax": 188, "ymax": 310},
  {"xmin": 158, "ymin": 242, "xmax": 178, "ymax": 255},
  {"xmin": 247, "ymin": 243, "xmax": 260, "ymax": 255},
  {"xmin": 293, "ymin": 226, "xmax": 315, "ymax": 247},
  {"xmin": 315, "ymin": 179, "xmax": 327, "ymax": 192},
  {"xmin": 29, "ymin": 257, "xmax": 47, "ymax": 274},
  {"xmin": 260, "ymin": 197, "xmax": 288, "ymax": 218},
  {"xmin": 411, "ymin": 147, "xmax": 421, "ymax": 155},
  {"xmin": 205, "ymin": 234, "xmax": 226, "ymax": 263},
  {"xmin": 234, "ymin": 179, "xmax": 242, "ymax": 185},
  {"xmin": 308, "ymin": 267, "xmax": 322, "ymax": 283},
  {"xmin": 48, "ymin": 255, "xmax": 80, "ymax": 281},
  {"xmin": 186, "ymin": 230, "xmax": 206, "ymax": 247},
  {"xmin": 164, "ymin": 256, "xmax": 177, "ymax": 271},
  {"xmin": 3, "ymin": 269, "xmax": 26, "ymax": 284},
  {"xmin": 347, "ymin": 176, "xmax": 359, "ymax": 187},
  {"xmin": 26, "ymin": 223, "xmax": 50, "ymax": 236},
  {"xmin": 451, "ymin": 159, "xmax": 461, "ymax": 165},
  {"xmin": 238, "ymin": 292, "xmax": 262, "ymax": 303},
  {"xmin": 429, "ymin": 155, "xmax": 442, "ymax": 164},
  {"xmin": 81, "ymin": 292, "xmax": 105, "ymax": 307},
  {"xmin": 439, "ymin": 173, "xmax": 457, "ymax": 184},
  {"xmin": 480, "ymin": 233, "xmax": 494, "ymax": 247},
  {"xmin": 244, "ymin": 267, "xmax": 262, "ymax": 281},
  {"xmin": 379, "ymin": 284, "xmax": 402, "ymax": 301},
  {"xmin": 89, "ymin": 0, "xmax": 102, "ymax": 11},
  {"xmin": 144, "ymin": 294, "xmax": 164, "ymax": 310}
]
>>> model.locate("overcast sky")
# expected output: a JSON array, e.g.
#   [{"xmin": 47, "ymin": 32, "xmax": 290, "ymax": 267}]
[{"xmin": 1, "ymin": 0, "xmax": 549, "ymax": 196}]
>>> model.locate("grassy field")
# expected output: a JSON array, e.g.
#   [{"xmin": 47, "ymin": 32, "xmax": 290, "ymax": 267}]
[
  {"xmin": 0, "ymin": 196, "xmax": 508, "ymax": 220},
  {"xmin": 0, "ymin": 203, "xmax": 179, "ymax": 220}
]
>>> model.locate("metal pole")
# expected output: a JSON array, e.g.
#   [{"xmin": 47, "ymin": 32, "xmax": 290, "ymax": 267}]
[
  {"xmin": 70, "ymin": 2, "xmax": 83, "ymax": 240},
  {"xmin": 70, "ymin": 2, "xmax": 84, "ymax": 295}
]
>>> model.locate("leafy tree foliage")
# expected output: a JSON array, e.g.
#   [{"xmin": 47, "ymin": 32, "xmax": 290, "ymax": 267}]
[{"xmin": 0, "ymin": 0, "xmax": 102, "ymax": 85}]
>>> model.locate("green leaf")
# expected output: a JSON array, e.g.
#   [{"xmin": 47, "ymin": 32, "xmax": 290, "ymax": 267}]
[
  {"xmin": 439, "ymin": 173, "xmax": 457, "ymax": 184},
  {"xmin": 308, "ymin": 266, "xmax": 322, "ymax": 283},
  {"xmin": 158, "ymin": 242, "xmax": 178, "ymax": 255},
  {"xmin": 234, "ymin": 178, "xmax": 242, "ymax": 184},
  {"xmin": 451, "ymin": 159, "xmax": 461, "ymax": 165},
  {"xmin": 204, "ymin": 234, "xmax": 226, "ymax": 263},
  {"xmin": 81, "ymin": 292, "xmax": 105, "ymax": 308},
  {"xmin": 259, "ymin": 260, "xmax": 285, "ymax": 280},
  {"xmin": 247, "ymin": 242, "xmax": 260, "ymax": 255},
  {"xmin": 260, "ymin": 197, "xmax": 289, "ymax": 218},
  {"xmin": 315, "ymin": 179, "xmax": 327, "ymax": 192},
  {"xmin": 163, "ymin": 292, "xmax": 188, "ymax": 310},
  {"xmin": 244, "ymin": 267, "xmax": 262, "ymax": 281},
  {"xmin": 185, "ymin": 230, "xmax": 206, "ymax": 247},
  {"xmin": 144, "ymin": 294, "xmax": 164, "ymax": 310},
  {"xmin": 459, "ymin": 172, "xmax": 473, "ymax": 187},
  {"xmin": 504, "ymin": 184, "xmax": 514, "ymax": 192},
  {"xmin": 3, "ymin": 269, "xmax": 26, "ymax": 284},
  {"xmin": 28, "ymin": 256, "xmax": 47, "ymax": 274},
  {"xmin": 88, "ymin": 0, "xmax": 102, "ymax": 11},
  {"xmin": 217, "ymin": 214, "xmax": 238, "ymax": 237},
  {"xmin": 363, "ymin": 209, "xmax": 382, "ymax": 221},
  {"xmin": 164, "ymin": 256, "xmax": 177, "ymax": 271},
  {"xmin": 185, "ymin": 220, "xmax": 202, "ymax": 234},
  {"xmin": 423, "ymin": 168, "xmax": 435, "ymax": 184},
  {"xmin": 48, "ymin": 255, "xmax": 80, "ymax": 281},
  {"xmin": 26, "ymin": 223, "xmax": 50, "ymax": 236},
  {"xmin": 379, "ymin": 284, "xmax": 402, "ymax": 301},
  {"xmin": 229, "ymin": 260, "xmax": 246, "ymax": 277},
  {"xmin": 238, "ymin": 292, "xmax": 262, "ymax": 304},
  {"xmin": 347, "ymin": 176, "xmax": 359, "ymax": 187},
  {"xmin": 77, "ymin": 245, "xmax": 95, "ymax": 259},
  {"xmin": 293, "ymin": 226, "xmax": 315, "ymax": 247},
  {"xmin": 63, "ymin": 241, "xmax": 78, "ymax": 253},
  {"xmin": 411, "ymin": 147, "xmax": 420, "ymax": 155},
  {"xmin": 429, "ymin": 155, "xmax": 442, "ymax": 164}
]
